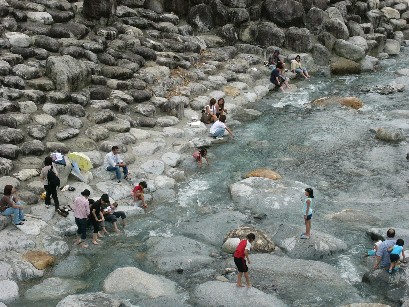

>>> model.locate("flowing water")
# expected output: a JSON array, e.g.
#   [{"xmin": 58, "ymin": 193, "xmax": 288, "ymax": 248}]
[{"xmin": 11, "ymin": 46, "xmax": 409, "ymax": 306}]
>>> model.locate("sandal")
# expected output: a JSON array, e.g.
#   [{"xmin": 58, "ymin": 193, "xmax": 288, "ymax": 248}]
[
  {"xmin": 56, "ymin": 208, "xmax": 68, "ymax": 217},
  {"xmin": 15, "ymin": 222, "xmax": 24, "ymax": 225}
]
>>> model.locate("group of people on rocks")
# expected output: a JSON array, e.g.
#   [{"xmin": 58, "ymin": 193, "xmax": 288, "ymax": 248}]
[
  {"xmin": 267, "ymin": 50, "xmax": 311, "ymax": 92},
  {"xmin": 201, "ymin": 97, "xmax": 235, "ymax": 139}
]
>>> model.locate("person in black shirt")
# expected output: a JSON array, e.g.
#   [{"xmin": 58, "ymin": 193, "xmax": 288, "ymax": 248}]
[
  {"xmin": 270, "ymin": 62, "xmax": 289, "ymax": 92},
  {"xmin": 89, "ymin": 194, "xmax": 109, "ymax": 245}
]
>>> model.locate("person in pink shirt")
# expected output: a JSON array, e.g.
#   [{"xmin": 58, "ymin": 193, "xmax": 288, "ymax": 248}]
[{"xmin": 72, "ymin": 189, "xmax": 91, "ymax": 248}]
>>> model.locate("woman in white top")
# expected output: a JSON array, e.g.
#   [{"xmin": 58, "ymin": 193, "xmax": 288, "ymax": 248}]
[{"xmin": 291, "ymin": 55, "xmax": 310, "ymax": 79}]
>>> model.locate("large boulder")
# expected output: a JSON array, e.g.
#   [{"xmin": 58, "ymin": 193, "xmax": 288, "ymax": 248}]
[
  {"xmin": 193, "ymin": 281, "xmax": 287, "ymax": 307},
  {"xmin": 146, "ymin": 236, "xmax": 217, "ymax": 272},
  {"xmin": 248, "ymin": 254, "xmax": 361, "ymax": 306},
  {"xmin": 224, "ymin": 226, "xmax": 275, "ymax": 253},
  {"xmin": 306, "ymin": 7, "xmax": 328, "ymax": 34},
  {"xmin": 384, "ymin": 39, "xmax": 401, "ymax": 55},
  {"xmin": 330, "ymin": 57, "xmax": 361, "ymax": 75},
  {"xmin": 0, "ymin": 280, "xmax": 19, "ymax": 303},
  {"xmin": 56, "ymin": 292, "xmax": 123, "ymax": 307},
  {"xmin": 46, "ymin": 55, "xmax": 91, "ymax": 92},
  {"xmin": 188, "ymin": 4, "xmax": 213, "ymax": 32},
  {"xmin": 263, "ymin": 0, "xmax": 305, "ymax": 27},
  {"xmin": 103, "ymin": 267, "xmax": 178, "ymax": 298},
  {"xmin": 310, "ymin": 96, "xmax": 363, "ymax": 109},
  {"xmin": 23, "ymin": 251, "xmax": 55, "ymax": 270},
  {"xmin": 285, "ymin": 27, "xmax": 313, "ymax": 52},
  {"xmin": 272, "ymin": 224, "xmax": 348, "ymax": 259},
  {"xmin": 24, "ymin": 277, "xmax": 87, "ymax": 301},
  {"xmin": 323, "ymin": 18, "xmax": 349, "ymax": 40},
  {"xmin": 333, "ymin": 39, "xmax": 366, "ymax": 61},
  {"xmin": 245, "ymin": 168, "xmax": 282, "ymax": 180},
  {"xmin": 255, "ymin": 22, "xmax": 285, "ymax": 47},
  {"xmin": 375, "ymin": 127, "xmax": 405, "ymax": 142}
]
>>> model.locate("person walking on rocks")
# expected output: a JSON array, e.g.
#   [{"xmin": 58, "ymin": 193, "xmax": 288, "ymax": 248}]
[
  {"xmin": 301, "ymin": 188, "xmax": 314, "ymax": 239},
  {"xmin": 40, "ymin": 156, "xmax": 61, "ymax": 214},
  {"xmin": 374, "ymin": 228, "xmax": 396, "ymax": 269},
  {"xmin": 73, "ymin": 189, "xmax": 91, "ymax": 248},
  {"xmin": 234, "ymin": 233, "xmax": 255, "ymax": 288},
  {"xmin": 104, "ymin": 146, "xmax": 129, "ymax": 183},
  {"xmin": 1, "ymin": 185, "xmax": 25, "ymax": 225}
]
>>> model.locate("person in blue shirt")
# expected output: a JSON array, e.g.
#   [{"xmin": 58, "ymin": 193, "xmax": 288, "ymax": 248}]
[{"xmin": 388, "ymin": 238, "xmax": 406, "ymax": 273}]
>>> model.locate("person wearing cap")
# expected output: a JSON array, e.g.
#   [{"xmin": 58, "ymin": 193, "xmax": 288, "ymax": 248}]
[
  {"xmin": 89, "ymin": 194, "xmax": 108, "ymax": 245},
  {"xmin": 72, "ymin": 189, "xmax": 91, "ymax": 248}
]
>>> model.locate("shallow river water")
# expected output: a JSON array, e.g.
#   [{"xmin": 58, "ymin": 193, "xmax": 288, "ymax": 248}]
[{"xmin": 11, "ymin": 46, "xmax": 409, "ymax": 307}]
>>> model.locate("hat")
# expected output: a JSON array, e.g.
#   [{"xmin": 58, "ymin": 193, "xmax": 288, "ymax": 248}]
[
  {"xmin": 81, "ymin": 189, "xmax": 90, "ymax": 196},
  {"xmin": 100, "ymin": 194, "xmax": 110, "ymax": 203}
]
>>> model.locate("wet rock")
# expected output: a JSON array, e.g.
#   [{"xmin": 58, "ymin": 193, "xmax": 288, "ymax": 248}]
[
  {"xmin": 46, "ymin": 55, "xmax": 91, "ymax": 91},
  {"xmin": 328, "ymin": 209, "xmax": 381, "ymax": 227},
  {"xmin": 244, "ymin": 168, "xmax": 282, "ymax": 180},
  {"xmin": 224, "ymin": 226, "xmax": 275, "ymax": 253},
  {"xmin": 27, "ymin": 125, "xmax": 48, "ymax": 140},
  {"xmin": 334, "ymin": 39, "xmax": 366, "ymax": 61},
  {"xmin": 103, "ymin": 267, "xmax": 177, "ymax": 298},
  {"xmin": 375, "ymin": 128, "xmax": 405, "ymax": 142},
  {"xmin": 0, "ymin": 280, "xmax": 19, "ymax": 303},
  {"xmin": 272, "ymin": 224, "xmax": 347, "ymax": 259},
  {"xmin": 311, "ymin": 96, "xmax": 363, "ymax": 109},
  {"xmin": 330, "ymin": 57, "xmax": 361, "ymax": 75},
  {"xmin": 193, "ymin": 281, "xmax": 287, "ymax": 307},
  {"xmin": 0, "ymin": 144, "xmax": 19, "ymax": 159},
  {"xmin": 147, "ymin": 236, "xmax": 217, "ymax": 272},
  {"xmin": 20, "ymin": 140, "xmax": 45, "ymax": 156},
  {"xmin": 0, "ymin": 128, "xmax": 24, "ymax": 144},
  {"xmin": 249, "ymin": 254, "xmax": 361, "ymax": 306},
  {"xmin": 56, "ymin": 128, "xmax": 80, "ymax": 141},
  {"xmin": 53, "ymin": 256, "xmax": 91, "ymax": 277},
  {"xmin": 141, "ymin": 160, "xmax": 165, "ymax": 174},
  {"xmin": 56, "ymin": 292, "xmax": 123, "ymax": 307},
  {"xmin": 25, "ymin": 277, "xmax": 87, "ymax": 301}
]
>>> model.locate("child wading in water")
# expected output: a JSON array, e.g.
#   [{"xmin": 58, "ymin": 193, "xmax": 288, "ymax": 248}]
[
  {"xmin": 192, "ymin": 147, "xmax": 210, "ymax": 168},
  {"xmin": 388, "ymin": 238, "xmax": 405, "ymax": 273},
  {"xmin": 233, "ymin": 233, "xmax": 255, "ymax": 288},
  {"xmin": 301, "ymin": 188, "xmax": 314, "ymax": 239}
]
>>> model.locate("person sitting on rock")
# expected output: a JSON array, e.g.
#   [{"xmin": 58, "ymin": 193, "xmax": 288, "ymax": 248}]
[
  {"xmin": 209, "ymin": 114, "xmax": 234, "ymax": 140},
  {"xmin": 374, "ymin": 228, "xmax": 396, "ymax": 269},
  {"xmin": 0, "ymin": 185, "xmax": 25, "ymax": 225},
  {"xmin": 110, "ymin": 201, "xmax": 126, "ymax": 227},
  {"xmin": 266, "ymin": 49, "xmax": 282, "ymax": 70},
  {"xmin": 215, "ymin": 98, "xmax": 228, "ymax": 118},
  {"xmin": 104, "ymin": 146, "xmax": 129, "ymax": 183},
  {"xmin": 291, "ymin": 55, "xmax": 311, "ymax": 79},
  {"xmin": 270, "ymin": 62, "xmax": 290, "ymax": 92},
  {"xmin": 101, "ymin": 201, "xmax": 120, "ymax": 233},
  {"xmin": 193, "ymin": 147, "xmax": 210, "ymax": 168},
  {"xmin": 132, "ymin": 181, "xmax": 148, "ymax": 208},
  {"xmin": 201, "ymin": 98, "xmax": 218, "ymax": 124}
]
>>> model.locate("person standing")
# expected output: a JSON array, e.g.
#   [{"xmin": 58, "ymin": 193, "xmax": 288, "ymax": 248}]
[
  {"xmin": 374, "ymin": 228, "xmax": 396, "ymax": 269},
  {"xmin": 233, "ymin": 233, "xmax": 255, "ymax": 288},
  {"xmin": 1, "ymin": 185, "xmax": 25, "ymax": 225},
  {"xmin": 40, "ymin": 156, "xmax": 61, "ymax": 213},
  {"xmin": 301, "ymin": 188, "xmax": 314, "ymax": 239},
  {"xmin": 89, "ymin": 194, "xmax": 108, "ymax": 245},
  {"xmin": 72, "ymin": 189, "xmax": 91, "ymax": 248},
  {"xmin": 104, "ymin": 146, "xmax": 129, "ymax": 183}
]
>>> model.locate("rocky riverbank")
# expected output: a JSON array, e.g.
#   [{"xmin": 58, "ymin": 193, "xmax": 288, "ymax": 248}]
[{"xmin": 1, "ymin": 0, "xmax": 409, "ymax": 306}]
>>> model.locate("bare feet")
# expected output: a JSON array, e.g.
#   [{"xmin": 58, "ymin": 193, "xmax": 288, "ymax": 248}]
[
  {"xmin": 236, "ymin": 284, "xmax": 245, "ymax": 288},
  {"xmin": 92, "ymin": 241, "xmax": 99, "ymax": 245},
  {"xmin": 114, "ymin": 229, "xmax": 120, "ymax": 233},
  {"xmin": 96, "ymin": 238, "xmax": 102, "ymax": 242},
  {"xmin": 80, "ymin": 243, "xmax": 88, "ymax": 248},
  {"xmin": 246, "ymin": 284, "xmax": 252, "ymax": 288},
  {"xmin": 97, "ymin": 233, "xmax": 104, "ymax": 238}
]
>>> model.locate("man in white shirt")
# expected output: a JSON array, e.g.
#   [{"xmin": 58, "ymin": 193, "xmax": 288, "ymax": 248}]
[
  {"xmin": 209, "ymin": 114, "xmax": 234, "ymax": 139},
  {"xmin": 104, "ymin": 146, "xmax": 129, "ymax": 183}
]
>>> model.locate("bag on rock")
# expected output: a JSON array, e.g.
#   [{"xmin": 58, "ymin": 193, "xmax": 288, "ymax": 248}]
[{"xmin": 47, "ymin": 166, "xmax": 60, "ymax": 188}]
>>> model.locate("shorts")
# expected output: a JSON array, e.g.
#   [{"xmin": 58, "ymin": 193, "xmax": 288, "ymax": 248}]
[
  {"xmin": 390, "ymin": 254, "xmax": 400, "ymax": 262},
  {"xmin": 234, "ymin": 257, "xmax": 248, "ymax": 273},
  {"xmin": 306, "ymin": 214, "xmax": 312, "ymax": 220}
]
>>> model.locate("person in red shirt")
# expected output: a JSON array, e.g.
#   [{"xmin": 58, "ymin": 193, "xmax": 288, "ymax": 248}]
[
  {"xmin": 233, "ymin": 233, "xmax": 255, "ymax": 288},
  {"xmin": 192, "ymin": 147, "xmax": 209, "ymax": 168},
  {"xmin": 132, "ymin": 181, "xmax": 148, "ymax": 208}
]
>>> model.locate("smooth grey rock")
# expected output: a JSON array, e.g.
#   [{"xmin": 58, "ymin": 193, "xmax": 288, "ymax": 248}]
[
  {"xmin": 53, "ymin": 256, "xmax": 91, "ymax": 277},
  {"xmin": 56, "ymin": 292, "xmax": 123, "ymax": 307},
  {"xmin": 147, "ymin": 236, "xmax": 217, "ymax": 272},
  {"xmin": 18, "ymin": 100, "xmax": 37, "ymax": 114},
  {"xmin": 384, "ymin": 39, "xmax": 401, "ymax": 55},
  {"xmin": 0, "ymin": 280, "xmax": 19, "ymax": 303},
  {"xmin": 161, "ymin": 152, "xmax": 181, "ymax": 167},
  {"xmin": 103, "ymin": 267, "xmax": 178, "ymax": 298},
  {"xmin": 5, "ymin": 32, "xmax": 32, "ymax": 48},
  {"xmin": 0, "ymin": 229, "xmax": 35, "ymax": 252},
  {"xmin": 13, "ymin": 169, "xmax": 40, "ymax": 181},
  {"xmin": 133, "ymin": 140, "xmax": 165, "ymax": 156},
  {"xmin": 375, "ymin": 127, "xmax": 405, "ymax": 142},
  {"xmin": 272, "ymin": 224, "xmax": 347, "ymax": 259},
  {"xmin": 193, "ymin": 281, "xmax": 287, "ymax": 307},
  {"xmin": 334, "ymin": 39, "xmax": 365, "ymax": 61},
  {"xmin": 141, "ymin": 160, "xmax": 165, "ymax": 175},
  {"xmin": 25, "ymin": 277, "xmax": 87, "ymax": 301}
]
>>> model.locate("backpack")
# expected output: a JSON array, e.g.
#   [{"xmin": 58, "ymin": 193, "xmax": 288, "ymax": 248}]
[{"xmin": 47, "ymin": 166, "xmax": 60, "ymax": 188}]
